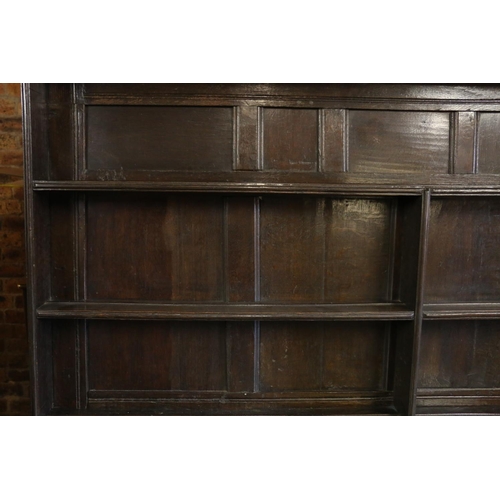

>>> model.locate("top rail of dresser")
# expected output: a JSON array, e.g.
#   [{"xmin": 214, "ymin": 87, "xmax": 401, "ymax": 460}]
[{"xmin": 75, "ymin": 84, "xmax": 500, "ymax": 111}]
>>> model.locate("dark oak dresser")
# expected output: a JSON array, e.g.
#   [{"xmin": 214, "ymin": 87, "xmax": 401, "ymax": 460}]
[{"xmin": 22, "ymin": 84, "xmax": 500, "ymax": 415}]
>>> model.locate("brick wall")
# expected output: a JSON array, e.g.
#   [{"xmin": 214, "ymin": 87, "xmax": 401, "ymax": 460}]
[{"xmin": 0, "ymin": 83, "xmax": 30, "ymax": 416}]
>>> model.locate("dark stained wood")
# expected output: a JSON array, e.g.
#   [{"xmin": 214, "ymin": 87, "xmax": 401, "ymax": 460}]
[
  {"xmin": 323, "ymin": 198, "xmax": 392, "ymax": 302},
  {"xmin": 321, "ymin": 109, "xmax": 346, "ymax": 172},
  {"xmin": 31, "ymin": 176, "xmax": 500, "ymax": 193},
  {"xmin": 477, "ymin": 112, "xmax": 500, "ymax": 174},
  {"xmin": 259, "ymin": 322, "xmax": 388, "ymax": 392},
  {"xmin": 260, "ymin": 196, "xmax": 325, "ymax": 302},
  {"xmin": 23, "ymin": 84, "xmax": 500, "ymax": 415},
  {"xmin": 226, "ymin": 323, "xmax": 255, "ymax": 392},
  {"xmin": 226, "ymin": 197, "xmax": 256, "ymax": 301},
  {"xmin": 51, "ymin": 320, "xmax": 77, "ymax": 410},
  {"xmin": 262, "ymin": 108, "xmax": 318, "ymax": 171},
  {"xmin": 49, "ymin": 194, "xmax": 76, "ymax": 300},
  {"xmin": 86, "ymin": 105, "xmax": 234, "ymax": 173},
  {"xmin": 425, "ymin": 197, "xmax": 500, "ymax": 302},
  {"xmin": 236, "ymin": 106, "xmax": 258, "ymax": 171},
  {"xmin": 260, "ymin": 196, "xmax": 392, "ymax": 303},
  {"xmin": 88, "ymin": 321, "xmax": 227, "ymax": 391},
  {"xmin": 86, "ymin": 193, "xmax": 224, "ymax": 301},
  {"xmin": 453, "ymin": 112, "xmax": 476, "ymax": 174},
  {"xmin": 349, "ymin": 111, "xmax": 450, "ymax": 174},
  {"xmin": 322, "ymin": 322, "xmax": 388, "ymax": 390},
  {"xmin": 392, "ymin": 192, "xmax": 431, "ymax": 415},
  {"xmin": 82, "ymin": 83, "xmax": 500, "ymax": 105},
  {"xmin": 33, "ymin": 178, "xmax": 426, "ymax": 194},
  {"xmin": 46, "ymin": 84, "xmax": 75, "ymax": 180},
  {"xmin": 418, "ymin": 321, "xmax": 500, "ymax": 388},
  {"xmin": 424, "ymin": 303, "xmax": 500, "ymax": 320},
  {"xmin": 36, "ymin": 301, "xmax": 414, "ymax": 321}
]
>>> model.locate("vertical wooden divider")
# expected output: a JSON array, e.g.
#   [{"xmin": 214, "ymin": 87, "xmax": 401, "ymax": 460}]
[
  {"xmin": 235, "ymin": 106, "xmax": 259, "ymax": 171},
  {"xmin": 225, "ymin": 192, "xmax": 258, "ymax": 393},
  {"xmin": 22, "ymin": 84, "xmax": 54, "ymax": 415},
  {"xmin": 75, "ymin": 86, "xmax": 88, "ymax": 409},
  {"xmin": 393, "ymin": 190, "xmax": 430, "ymax": 415},
  {"xmin": 229, "ymin": 105, "xmax": 261, "ymax": 391},
  {"xmin": 452, "ymin": 112, "xmax": 477, "ymax": 174},
  {"xmin": 321, "ymin": 109, "xmax": 346, "ymax": 173}
]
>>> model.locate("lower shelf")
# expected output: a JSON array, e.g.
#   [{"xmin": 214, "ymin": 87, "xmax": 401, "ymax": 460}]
[
  {"xmin": 37, "ymin": 301, "xmax": 414, "ymax": 321},
  {"xmin": 423, "ymin": 303, "xmax": 500, "ymax": 320}
]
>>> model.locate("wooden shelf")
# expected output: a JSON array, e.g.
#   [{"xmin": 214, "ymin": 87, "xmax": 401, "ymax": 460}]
[
  {"xmin": 37, "ymin": 301, "xmax": 414, "ymax": 321},
  {"xmin": 423, "ymin": 303, "xmax": 500, "ymax": 320},
  {"xmin": 32, "ymin": 180, "xmax": 423, "ymax": 196},
  {"xmin": 32, "ymin": 179, "xmax": 500, "ymax": 196}
]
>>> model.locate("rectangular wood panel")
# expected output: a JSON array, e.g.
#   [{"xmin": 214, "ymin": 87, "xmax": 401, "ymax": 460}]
[
  {"xmin": 324, "ymin": 199, "xmax": 391, "ymax": 302},
  {"xmin": 453, "ymin": 112, "xmax": 476, "ymax": 174},
  {"xmin": 425, "ymin": 198, "xmax": 500, "ymax": 303},
  {"xmin": 477, "ymin": 113, "xmax": 500, "ymax": 174},
  {"xmin": 51, "ymin": 320, "xmax": 77, "ymax": 409},
  {"xmin": 418, "ymin": 321, "xmax": 500, "ymax": 388},
  {"xmin": 49, "ymin": 194, "xmax": 76, "ymax": 300},
  {"xmin": 322, "ymin": 109, "xmax": 345, "ymax": 172},
  {"xmin": 262, "ymin": 108, "xmax": 318, "ymax": 171},
  {"xmin": 226, "ymin": 197, "xmax": 256, "ymax": 301},
  {"xmin": 86, "ymin": 106, "xmax": 234, "ymax": 172},
  {"xmin": 260, "ymin": 197, "xmax": 392, "ymax": 303},
  {"xmin": 259, "ymin": 322, "xmax": 387, "ymax": 391},
  {"xmin": 87, "ymin": 193, "xmax": 224, "ymax": 301},
  {"xmin": 88, "ymin": 321, "xmax": 227, "ymax": 391},
  {"xmin": 236, "ymin": 106, "xmax": 258, "ymax": 171},
  {"xmin": 260, "ymin": 196, "xmax": 325, "ymax": 302},
  {"xmin": 349, "ymin": 111, "xmax": 450, "ymax": 174}
]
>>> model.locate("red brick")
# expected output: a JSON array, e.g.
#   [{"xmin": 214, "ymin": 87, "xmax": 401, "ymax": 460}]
[
  {"xmin": 0, "ymin": 118, "xmax": 22, "ymax": 133},
  {"xmin": 5, "ymin": 309, "xmax": 25, "ymax": 323},
  {"xmin": 12, "ymin": 185, "xmax": 24, "ymax": 201},
  {"xmin": 0, "ymin": 295, "xmax": 14, "ymax": 309},
  {"xmin": 5, "ymin": 200, "xmax": 22, "ymax": 214},
  {"xmin": 0, "ymin": 339, "xmax": 4, "ymax": 352},
  {"xmin": 9, "ymin": 399, "xmax": 31, "ymax": 415},
  {"xmin": 4, "ymin": 279, "xmax": 24, "ymax": 293},
  {"xmin": 0, "ymin": 231, "xmax": 24, "ymax": 247},
  {"xmin": 0, "ymin": 151, "xmax": 23, "ymax": 167},
  {"xmin": 15, "ymin": 295, "xmax": 25, "ymax": 309},
  {"xmin": 0, "ymin": 186, "xmax": 13, "ymax": 199},
  {"xmin": 1, "ymin": 216, "xmax": 24, "ymax": 231},
  {"xmin": 1, "ymin": 324, "xmax": 26, "ymax": 339},
  {"xmin": 0, "ymin": 98, "xmax": 18, "ymax": 116},
  {"xmin": 0, "ymin": 264, "xmax": 25, "ymax": 277},
  {"xmin": 0, "ymin": 399, "xmax": 7, "ymax": 415},
  {"xmin": 2, "ymin": 324, "xmax": 26, "ymax": 338},
  {"xmin": 22, "ymin": 383, "xmax": 30, "ymax": 398},
  {"xmin": 8, "ymin": 369, "xmax": 29, "ymax": 382},
  {"xmin": 7, "ymin": 338, "xmax": 28, "ymax": 353},
  {"xmin": 2, "ymin": 247, "xmax": 23, "ymax": 261},
  {"xmin": 1, "ymin": 84, "xmax": 21, "ymax": 97},
  {"xmin": 7, "ymin": 353, "xmax": 29, "ymax": 368},
  {"xmin": 0, "ymin": 382, "xmax": 24, "ymax": 396},
  {"xmin": 0, "ymin": 133, "xmax": 22, "ymax": 149}
]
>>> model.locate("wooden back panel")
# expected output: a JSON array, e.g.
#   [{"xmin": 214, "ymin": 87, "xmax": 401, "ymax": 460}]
[{"xmin": 23, "ymin": 84, "xmax": 500, "ymax": 415}]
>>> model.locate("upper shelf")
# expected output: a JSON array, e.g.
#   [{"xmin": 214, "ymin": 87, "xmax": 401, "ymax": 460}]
[
  {"xmin": 32, "ymin": 180, "xmax": 423, "ymax": 196},
  {"xmin": 30, "ymin": 180, "xmax": 500, "ymax": 196},
  {"xmin": 37, "ymin": 301, "xmax": 414, "ymax": 321}
]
